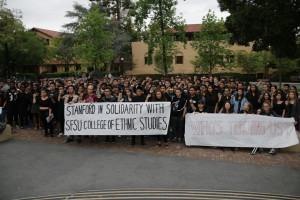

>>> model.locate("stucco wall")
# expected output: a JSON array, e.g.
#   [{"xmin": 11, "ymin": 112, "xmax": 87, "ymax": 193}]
[{"xmin": 126, "ymin": 41, "xmax": 254, "ymax": 75}]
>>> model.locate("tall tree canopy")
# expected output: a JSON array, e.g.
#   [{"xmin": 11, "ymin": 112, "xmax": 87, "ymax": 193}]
[
  {"xmin": 73, "ymin": 6, "xmax": 113, "ymax": 71},
  {"xmin": 64, "ymin": 0, "xmax": 135, "ymax": 73},
  {"xmin": 135, "ymin": 0, "xmax": 187, "ymax": 75},
  {"xmin": 218, "ymin": 0, "xmax": 300, "ymax": 59},
  {"xmin": 191, "ymin": 10, "xmax": 233, "ymax": 75}
]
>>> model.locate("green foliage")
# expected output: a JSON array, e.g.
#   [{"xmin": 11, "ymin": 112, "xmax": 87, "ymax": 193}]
[
  {"xmin": 235, "ymin": 51, "xmax": 271, "ymax": 75},
  {"xmin": 135, "ymin": 0, "xmax": 187, "ymax": 75},
  {"xmin": 191, "ymin": 10, "xmax": 233, "ymax": 74},
  {"xmin": 218, "ymin": 0, "xmax": 300, "ymax": 59},
  {"xmin": 63, "ymin": 1, "xmax": 136, "ymax": 73},
  {"xmin": 47, "ymin": 35, "xmax": 77, "ymax": 66},
  {"xmin": 17, "ymin": 73, "xmax": 38, "ymax": 81},
  {"xmin": 0, "ymin": 0, "xmax": 24, "ymax": 75},
  {"xmin": 9, "ymin": 31, "xmax": 47, "ymax": 70},
  {"xmin": 73, "ymin": 6, "xmax": 113, "ymax": 71}
]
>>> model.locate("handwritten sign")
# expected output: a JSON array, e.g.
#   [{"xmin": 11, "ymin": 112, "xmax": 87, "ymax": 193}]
[
  {"xmin": 65, "ymin": 102, "xmax": 171, "ymax": 135},
  {"xmin": 185, "ymin": 113, "xmax": 299, "ymax": 148}
]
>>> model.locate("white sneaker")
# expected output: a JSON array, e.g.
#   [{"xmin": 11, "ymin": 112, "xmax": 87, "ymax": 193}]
[{"xmin": 57, "ymin": 133, "xmax": 64, "ymax": 137}]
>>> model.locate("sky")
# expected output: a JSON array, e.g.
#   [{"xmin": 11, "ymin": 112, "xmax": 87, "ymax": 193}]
[{"xmin": 6, "ymin": 0, "xmax": 230, "ymax": 32}]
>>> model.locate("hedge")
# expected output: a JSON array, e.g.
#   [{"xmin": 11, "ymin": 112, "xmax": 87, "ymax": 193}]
[
  {"xmin": 133, "ymin": 73, "xmax": 258, "ymax": 82},
  {"xmin": 17, "ymin": 73, "xmax": 38, "ymax": 81}
]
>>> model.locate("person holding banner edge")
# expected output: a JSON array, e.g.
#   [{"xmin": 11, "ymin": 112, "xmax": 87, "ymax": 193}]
[{"xmin": 131, "ymin": 86, "xmax": 146, "ymax": 146}]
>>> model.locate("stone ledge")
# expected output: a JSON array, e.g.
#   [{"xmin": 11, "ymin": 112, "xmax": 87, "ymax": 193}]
[{"xmin": 0, "ymin": 125, "xmax": 11, "ymax": 143}]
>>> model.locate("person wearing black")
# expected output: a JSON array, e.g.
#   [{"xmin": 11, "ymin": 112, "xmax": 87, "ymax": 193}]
[
  {"xmin": 285, "ymin": 91, "xmax": 300, "ymax": 130},
  {"xmin": 7, "ymin": 86, "xmax": 19, "ymax": 129},
  {"xmin": 205, "ymin": 85, "xmax": 218, "ymax": 113},
  {"xmin": 271, "ymin": 92, "xmax": 286, "ymax": 117},
  {"xmin": 0, "ymin": 89, "xmax": 7, "ymax": 123},
  {"xmin": 33, "ymin": 89, "xmax": 53, "ymax": 137},
  {"xmin": 146, "ymin": 90, "xmax": 169, "ymax": 148},
  {"xmin": 186, "ymin": 86, "xmax": 199, "ymax": 113},
  {"xmin": 57, "ymin": 85, "xmax": 65, "ymax": 137},
  {"xmin": 131, "ymin": 86, "xmax": 146, "ymax": 146},
  {"xmin": 48, "ymin": 82, "xmax": 59, "ymax": 128},
  {"xmin": 31, "ymin": 84, "xmax": 41, "ymax": 129},
  {"xmin": 98, "ymin": 87, "xmax": 117, "ymax": 143},
  {"xmin": 194, "ymin": 100, "xmax": 206, "ymax": 113},
  {"xmin": 257, "ymin": 102, "xmax": 281, "ymax": 155},
  {"xmin": 218, "ymin": 87, "xmax": 231, "ymax": 112},
  {"xmin": 17, "ymin": 84, "xmax": 30, "ymax": 129},
  {"xmin": 171, "ymin": 88, "xmax": 187, "ymax": 142},
  {"xmin": 246, "ymin": 84, "xmax": 261, "ymax": 113}
]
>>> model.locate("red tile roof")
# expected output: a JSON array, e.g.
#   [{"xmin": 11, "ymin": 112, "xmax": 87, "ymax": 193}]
[
  {"xmin": 172, "ymin": 24, "xmax": 202, "ymax": 33},
  {"xmin": 32, "ymin": 27, "xmax": 62, "ymax": 38},
  {"xmin": 43, "ymin": 59, "xmax": 76, "ymax": 65}
]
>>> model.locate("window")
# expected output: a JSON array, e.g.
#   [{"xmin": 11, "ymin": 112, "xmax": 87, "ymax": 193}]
[
  {"xmin": 45, "ymin": 39, "xmax": 50, "ymax": 45},
  {"xmin": 175, "ymin": 52, "xmax": 184, "ymax": 64},
  {"xmin": 226, "ymin": 55, "xmax": 234, "ymax": 63},
  {"xmin": 65, "ymin": 66, "xmax": 69, "ymax": 72},
  {"xmin": 76, "ymin": 65, "xmax": 81, "ymax": 71},
  {"xmin": 144, "ymin": 56, "xmax": 148, "ymax": 65}
]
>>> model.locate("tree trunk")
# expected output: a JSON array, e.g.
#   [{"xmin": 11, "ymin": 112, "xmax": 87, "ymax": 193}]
[
  {"xmin": 4, "ymin": 42, "xmax": 9, "ymax": 76},
  {"xmin": 279, "ymin": 58, "xmax": 282, "ymax": 89},
  {"xmin": 158, "ymin": 0, "xmax": 168, "ymax": 76}
]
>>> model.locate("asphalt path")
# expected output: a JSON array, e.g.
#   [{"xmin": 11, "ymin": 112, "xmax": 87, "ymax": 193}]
[{"xmin": 0, "ymin": 140, "xmax": 299, "ymax": 199}]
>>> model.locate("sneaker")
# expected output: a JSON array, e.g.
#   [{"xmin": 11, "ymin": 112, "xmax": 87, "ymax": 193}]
[
  {"xmin": 64, "ymin": 138, "xmax": 74, "ymax": 143},
  {"xmin": 20, "ymin": 126, "xmax": 24, "ymax": 129},
  {"xmin": 269, "ymin": 148, "xmax": 276, "ymax": 155},
  {"xmin": 57, "ymin": 133, "xmax": 64, "ymax": 137}
]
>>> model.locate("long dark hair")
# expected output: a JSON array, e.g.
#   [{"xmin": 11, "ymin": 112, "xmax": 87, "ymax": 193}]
[
  {"xmin": 235, "ymin": 88, "xmax": 245, "ymax": 101},
  {"xmin": 248, "ymin": 84, "xmax": 259, "ymax": 97},
  {"xmin": 152, "ymin": 90, "xmax": 166, "ymax": 101},
  {"xmin": 221, "ymin": 101, "xmax": 234, "ymax": 113}
]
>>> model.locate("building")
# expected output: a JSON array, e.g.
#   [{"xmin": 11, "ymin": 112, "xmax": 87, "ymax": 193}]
[
  {"xmin": 31, "ymin": 27, "xmax": 80, "ymax": 74},
  {"xmin": 125, "ymin": 24, "xmax": 276, "ymax": 77}
]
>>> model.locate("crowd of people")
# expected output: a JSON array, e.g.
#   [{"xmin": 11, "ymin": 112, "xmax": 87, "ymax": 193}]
[{"xmin": 0, "ymin": 74, "xmax": 299, "ymax": 154}]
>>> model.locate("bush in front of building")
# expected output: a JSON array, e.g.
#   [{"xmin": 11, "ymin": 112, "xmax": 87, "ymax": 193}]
[{"xmin": 17, "ymin": 73, "xmax": 38, "ymax": 81}]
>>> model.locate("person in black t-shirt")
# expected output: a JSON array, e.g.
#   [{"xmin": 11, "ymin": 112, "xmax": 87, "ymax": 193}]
[
  {"xmin": 194, "ymin": 100, "xmax": 206, "ymax": 113},
  {"xmin": 98, "ymin": 87, "xmax": 117, "ymax": 143},
  {"xmin": 131, "ymin": 87, "xmax": 146, "ymax": 146},
  {"xmin": 7, "ymin": 87, "xmax": 19, "ymax": 129},
  {"xmin": 171, "ymin": 88, "xmax": 187, "ymax": 142},
  {"xmin": 33, "ymin": 89, "xmax": 53, "ymax": 137},
  {"xmin": 17, "ymin": 84, "xmax": 30, "ymax": 129},
  {"xmin": 186, "ymin": 86, "xmax": 199, "ymax": 113}
]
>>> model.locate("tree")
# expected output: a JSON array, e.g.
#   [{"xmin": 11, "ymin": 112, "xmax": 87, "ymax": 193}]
[
  {"xmin": 135, "ymin": 0, "xmax": 187, "ymax": 75},
  {"xmin": 0, "ymin": 0, "xmax": 24, "ymax": 75},
  {"xmin": 47, "ymin": 34, "xmax": 77, "ymax": 69},
  {"xmin": 9, "ymin": 31, "xmax": 47, "ymax": 73},
  {"xmin": 64, "ymin": 1, "xmax": 136, "ymax": 73},
  {"xmin": 73, "ymin": 6, "xmax": 113, "ymax": 72},
  {"xmin": 235, "ymin": 51, "xmax": 270, "ymax": 75},
  {"xmin": 218, "ymin": 0, "xmax": 300, "ymax": 87},
  {"xmin": 191, "ymin": 10, "xmax": 233, "ymax": 75}
]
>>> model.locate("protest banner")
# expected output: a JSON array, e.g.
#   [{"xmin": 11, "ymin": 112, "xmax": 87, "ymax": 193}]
[
  {"xmin": 185, "ymin": 113, "xmax": 299, "ymax": 148},
  {"xmin": 64, "ymin": 102, "xmax": 171, "ymax": 135}
]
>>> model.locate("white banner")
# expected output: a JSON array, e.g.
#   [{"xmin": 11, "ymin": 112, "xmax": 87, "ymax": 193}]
[
  {"xmin": 65, "ymin": 102, "xmax": 171, "ymax": 135},
  {"xmin": 185, "ymin": 113, "xmax": 299, "ymax": 148}
]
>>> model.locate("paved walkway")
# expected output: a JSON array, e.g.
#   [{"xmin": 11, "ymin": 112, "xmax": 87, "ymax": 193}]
[
  {"xmin": 1, "ymin": 140, "xmax": 300, "ymax": 200},
  {"xmin": 10, "ymin": 128, "xmax": 300, "ymax": 169}
]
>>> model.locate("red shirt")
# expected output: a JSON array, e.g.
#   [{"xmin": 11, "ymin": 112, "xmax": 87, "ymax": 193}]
[{"xmin": 84, "ymin": 94, "xmax": 98, "ymax": 103}]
